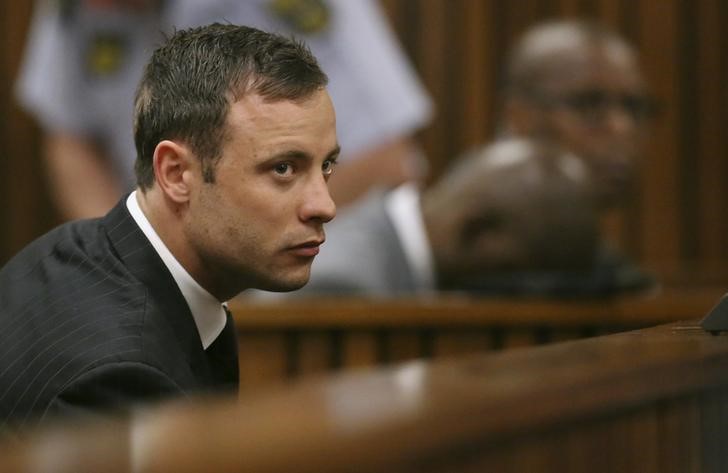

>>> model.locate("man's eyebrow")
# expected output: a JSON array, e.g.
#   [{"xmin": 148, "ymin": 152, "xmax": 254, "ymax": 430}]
[
  {"xmin": 269, "ymin": 150, "xmax": 311, "ymax": 161},
  {"xmin": 268, "ymin": 145, "xmax": 340, "ymax": 162},
  {"xmin": 327, "ymin": 145, "xmax": 342, "ymax": 160}
]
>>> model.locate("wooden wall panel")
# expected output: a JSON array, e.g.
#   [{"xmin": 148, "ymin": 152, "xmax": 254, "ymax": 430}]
[
  {"xmin": 237, "ymin": 333, "xmax": 289, "ymax": 393},
  {"xmin": 638, "ymin": 0, "xmax": 681, "ymax": 269},
  {"xmin": 694, "ymin": 0, "xmax": 728, "ymax": 266},
  {"xmin": 458, "ymin": 1, "xmax": 494, "ymax": 151},
  {"xmin": 1, "ymin": 2, "xmax": 57, "ymax": 266},
  {"xmin": 342, "ymin": 331, "xmax": 379, "ymax": 368},
  {"xmin": 0, "ymin": 1, "xmax": 8, "ymax": 260},
  {"xmin": 2, "ymin": 0, "xmax": 727, "ymax": 280},
  {"xmin": 410, "ymin": 0, "xmax": 450, "ymax": 177}
]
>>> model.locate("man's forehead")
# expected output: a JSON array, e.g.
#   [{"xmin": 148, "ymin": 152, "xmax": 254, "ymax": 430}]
[
  {"xmin": 220, "ymin": 90, "xmax": 337, "ymax": 160},
  {"xmin": 539, "ymin": 42, "xmax": 644, "ymax": 91},
  {"xmin": 227, "ymin": 90, "xmax": 333, "ymax": 126}
]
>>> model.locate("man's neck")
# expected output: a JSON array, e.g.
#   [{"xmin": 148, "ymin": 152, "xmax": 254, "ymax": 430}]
[{"xmin": 135, "ymin": 188, "xmax": 210, "ymax": 294}]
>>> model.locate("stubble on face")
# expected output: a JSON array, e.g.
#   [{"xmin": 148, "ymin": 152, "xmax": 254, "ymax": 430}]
[{"xmin": 181, "ymin": 90, "xmax": 338, "ymax": 300}]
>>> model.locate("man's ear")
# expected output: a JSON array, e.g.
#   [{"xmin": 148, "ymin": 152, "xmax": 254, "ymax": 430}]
[{"xmin": 152, "ymin": 140, "xmax": 196, "ymax": 203}]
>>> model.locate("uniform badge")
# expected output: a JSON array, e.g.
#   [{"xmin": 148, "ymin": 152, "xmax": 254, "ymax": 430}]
[
  {"xmin": 268, "ymin": 0, "xmax": 331, "ymax": 35},
  {"xmin": 86, "ymin": 33, "xmax": 127, "ymax": 77}
]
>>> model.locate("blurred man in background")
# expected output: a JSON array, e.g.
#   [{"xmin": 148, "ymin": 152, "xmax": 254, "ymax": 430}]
[
  {"xmin": 499, "ymin": 20, "xmax": 656, "ymax": 289},
  {"xmin": 501, "ymin": 20, "xmax": 654, "ymax": 212}
]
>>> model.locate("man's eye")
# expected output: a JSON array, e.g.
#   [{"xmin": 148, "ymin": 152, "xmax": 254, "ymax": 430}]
[
  {"xmin": 274, "ymin": 163, "xmax": 293, "ymax": 176},
  {"xmin": 322, "ymin": 159, "xmax": 336, "ymax": 176}
]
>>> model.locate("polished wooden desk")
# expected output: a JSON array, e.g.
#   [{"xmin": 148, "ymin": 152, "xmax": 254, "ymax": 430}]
[
  {"xmin": 229, "ymin": 287, "xmax": 726, "ymax": 392},
  {"xmin": 3, "ymin": 320, "xmax": 728, "ymax": 472}
]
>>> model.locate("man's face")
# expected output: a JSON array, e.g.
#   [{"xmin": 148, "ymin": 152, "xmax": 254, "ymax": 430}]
[
  {"xmin": 183, "ymin": 89, "xmax": 339, "ymax": 298},
  {"xmin": 521, "ymin": 42, "xmax": 651, "ymax": 209}
]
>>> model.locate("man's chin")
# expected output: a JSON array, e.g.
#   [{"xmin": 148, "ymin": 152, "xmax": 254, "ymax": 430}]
[
  {"xmin": 272, "ymin": 282, "xmax": 308, "ymax": 292},
  {"xmin": 255, "ymin": 273, "xmax": 311, "ymax": 292}
]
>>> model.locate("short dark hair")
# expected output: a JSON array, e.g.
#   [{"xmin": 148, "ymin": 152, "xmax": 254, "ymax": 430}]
[{"xmin": 133, "ymin": 23, "xmax": 328, "ymax": 189}]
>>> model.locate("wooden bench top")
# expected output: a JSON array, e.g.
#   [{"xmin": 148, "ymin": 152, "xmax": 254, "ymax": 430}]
[{"xmin": 5, "ymin": 319, "xmax": 728, "ymax": 472}]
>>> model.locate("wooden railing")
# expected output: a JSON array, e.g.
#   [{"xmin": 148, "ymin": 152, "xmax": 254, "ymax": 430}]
[
  {"xmin": 3, "ymin": 319, "xmax": 728, "ymax": 472},
  {"xmin": 229, "ymin": 286, "xmax": 725, "ymax": 392}
]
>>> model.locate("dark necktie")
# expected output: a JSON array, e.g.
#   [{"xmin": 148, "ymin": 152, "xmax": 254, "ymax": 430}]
[{"xmin": 206, "ymin": 307, "xmax": 239, "ymax": 391}]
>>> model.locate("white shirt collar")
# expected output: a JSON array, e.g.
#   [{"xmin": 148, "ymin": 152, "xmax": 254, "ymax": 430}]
[
  {"xmin": 384, "ymin": 183, "xmax": 436, "ymax": 292},
  {"xmin": 126, "ymin": 192, "xmax": 226, "ymax": 350}
]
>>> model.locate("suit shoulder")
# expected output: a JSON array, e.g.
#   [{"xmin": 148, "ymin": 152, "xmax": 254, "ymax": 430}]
[
  {"xmin": 0, "ymin": 216, "xmax": 142, "ymax": 321},
  {"xmin": 0, "ymin": 216, "xmax": 153, "ymax": 428}
]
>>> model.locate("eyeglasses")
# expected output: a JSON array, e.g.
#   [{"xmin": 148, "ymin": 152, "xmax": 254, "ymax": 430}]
[{"xmin": 534, "ymin": 89, "xmax": 659, "ymax": 124}]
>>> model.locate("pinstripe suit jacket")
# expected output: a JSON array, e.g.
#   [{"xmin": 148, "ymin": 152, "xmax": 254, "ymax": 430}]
[{"xmin": 0, "ymin": 198, "xmax": 236, "ymax": 430}]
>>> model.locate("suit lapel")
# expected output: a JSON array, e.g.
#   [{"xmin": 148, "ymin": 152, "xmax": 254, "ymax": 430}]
[{"xmin": 100, "ymin": 197, "xmax": 203, "ymax": 368}]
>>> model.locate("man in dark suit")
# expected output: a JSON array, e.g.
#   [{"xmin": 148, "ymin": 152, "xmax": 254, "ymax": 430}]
[{"xmin": 0, "ymin": 23, "xmax": 338, "ymax": 430}]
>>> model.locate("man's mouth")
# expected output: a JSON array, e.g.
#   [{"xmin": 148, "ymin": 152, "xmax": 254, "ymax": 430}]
[{"xmin": 287, "ymin": 239, "xmax": 324, "ymax": 257}]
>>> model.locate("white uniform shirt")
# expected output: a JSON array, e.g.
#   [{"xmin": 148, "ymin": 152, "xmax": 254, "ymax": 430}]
[{"xmin": 16, "ymin": 0, "xmax": 432, "ymax": 191}]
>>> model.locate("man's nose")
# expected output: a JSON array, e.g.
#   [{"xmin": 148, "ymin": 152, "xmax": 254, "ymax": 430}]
[{"xmin": 300, "ymin": 175, "xmax": 336, "ymax": 223}]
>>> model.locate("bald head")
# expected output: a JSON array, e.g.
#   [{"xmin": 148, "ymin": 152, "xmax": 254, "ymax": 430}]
[
  {"xmin": 505, "ymin": 21, "xmax": 640, "ymax": 99},
  {"xmin": 502, "ymin": 20, "xmax": 651, "ymax": 210},
  {"xmin": 422, "ymin": 138, "xmax": 599, "ymax": 289}
]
